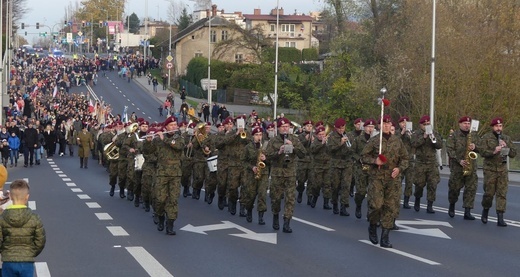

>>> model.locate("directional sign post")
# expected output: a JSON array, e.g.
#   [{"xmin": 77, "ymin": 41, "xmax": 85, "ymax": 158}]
[
  {"xmin": 181, "ymin": 221, "xmax": 277, "ymax": 244},
  {"xmin": 200, "ymin": 78, "xmax": 217, "ymax": 91}
]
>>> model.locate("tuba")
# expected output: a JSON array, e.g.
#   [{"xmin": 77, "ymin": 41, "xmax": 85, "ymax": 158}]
[
  {"xmin": 463, "ymin": 132, "xmax": 478, "ymax": 176},
  {"xmin": 195, "ymin": 123, "xmax": 211, "ymax": 155}
]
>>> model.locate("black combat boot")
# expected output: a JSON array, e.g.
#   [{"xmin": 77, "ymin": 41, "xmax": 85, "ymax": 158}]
[
  {"xmin": 109, "ymin": 185, "xmax": 115, "ymax": 197},
  {"xmin": 83, "ymin": 158, "xmax": 88, "ymax": 169},
  {"xmin": 380, "ymin": 228, "xmax": 392, "ymax": 248},
  {"xmin": 182, "ymin": 186, "xmax": 191, "ymax": 197},
  {"xmin": 323, "ymin": 198, "xmax": 332, "ymax": 210},
  {"xmin": 391, "ymin": 219, "xmax": 399, "ymax": 230},
  {"xmin": 258, "ymin": 211, "xmax": 265, "ymax": 225},
  {"xmin": 403, "ymin": 196, "xmax": 411, "ymax": 209},
  {"xmin": 218, "ymin": 196, "xmax": 225, "ymax": 210},
  {"xmin": 204, "ymin": 191, "xmax": 208, "ymax": 202},
  {"xmin": 464, "ymin": 208, "xmax": 475, "ymax": 220},
  {"xmin": 272, "ymin": 214, "xmax": 280, "ymax": 230},
  {"xmin": 448, "ymin": 203, "xmax": 455, "ymax": 218},
  {"xmin": 426, "ymin": 201, "xmax": 435, "ymax": 214},
  {"xmin": 481, "ymin": 208, "xmax": 489, "ymax": 224},
  {"xmin": 166, "ymin": 219, "xmax": 176, "ymax": 235},
  {"xmin": 153, "ymin": 213, "xmax": 159, "ymax": 225},
  {"xmin": 207, "ymin": 193, "xmax": 215, "ymax": 205},
  {"xmin": 332, "ymin": 203, "xmax": 339, "ymax": 214},
  {"xmin": 355, "ymin": 206, "xmax": 362, "ymax": 219},
  {"xmin": 340, "ymin": 204, "xmax": 350, "ymax": 216},
  {"xmin": 119, "ymin": 188, "xmax": 126, "ymax": 199},
  {"xmin": 144, "ymin": 202, "xmax": 151, "ymax": 212},
  {"xmin": 192, "ymin": 188, "xmax": 200, "ymax": 200},
  {"xmin": 239, "ymin": 204, "xmax": 247, "ymax": 217},
  {"xmin": 134, "ymin": 195, "xmax": 140, "ymax": 207},
  {"xmin": 307, "ymin": 195, "xmax": 312, "ymax": 206},
  {"xmin": 127, "ymin": 191, "xmax": 134, "ymax": 202},
  {"xmin": 229, "ymin": 200, "xmax": 237, "ymax": 215},
  {"xmin": 414, "ymin": 197, "xmax": 421, "ymax": 212},
  {"xmin": 283, "ymin": 217, "xmax": 292, "ymax": 233},
  {"xmin": 157, "ymin": 215, "xmax": 165, "ymax": 231},
  {"xmin": 368, "ymin": 224, "xmax": 378, "ymax": 245},
  {"xmin": 80, "ymin": 157, "xmax": 83, "ymax": 168},
  {"xmin": 497, "ymin": 212, "xmax": 507, "ymax": 227},
  {"xmin": 297, "ymin": 192, "xmax": 303, "ymax": 203},
  {"xmin": 246, "ymin": 208, "xmax": 253, "ymax": 223},
  {"xmin": 310, "ymin": 195, "xmax": 317, "ymax": 208}
]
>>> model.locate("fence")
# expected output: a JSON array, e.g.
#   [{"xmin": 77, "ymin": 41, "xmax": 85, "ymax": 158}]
[{"xmin": 178, "ymin": 79, "xmax": 227, "ymax": 103}]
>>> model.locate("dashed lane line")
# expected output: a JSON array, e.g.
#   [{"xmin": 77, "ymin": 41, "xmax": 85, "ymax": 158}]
[
  {"xmin": 77, "ymin": 194, "xmax": 91, "ymax": 200},
  {"xmin": 95, "ymin": 213, "xmax": 113, "ymax": 220},
  {"xmin": 107, "ymin": 226, "xmax": 129, "ymax": 236},
  {"xmin": 71, "ymin": 188, "xmax": 83, "ymax": 193},
  {"xmin": 86, "ymin": 202, "xmax": 101, "ymax": 208},
  {"xmin": 66, "ymin": 182, "xmax": 76, "ymax": 187}
]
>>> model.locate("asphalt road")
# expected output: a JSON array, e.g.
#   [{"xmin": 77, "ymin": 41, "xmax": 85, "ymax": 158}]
[{"xmin": 7, "ymin": 72, "xmax": 520, "ymax": 276}]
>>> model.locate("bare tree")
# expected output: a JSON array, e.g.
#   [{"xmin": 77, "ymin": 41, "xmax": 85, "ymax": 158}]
[{"xmin": 189, "ymin": 0, "xmax": 211, "ymax": 10}]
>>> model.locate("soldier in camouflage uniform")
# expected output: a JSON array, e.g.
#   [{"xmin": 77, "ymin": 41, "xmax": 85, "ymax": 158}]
[
  {"xmin": 215, "ymin": 117, "xmax": 233, "ymax": 210},
  {"xmin": 479, "ymin": 117, "xmax": 517, "ymax": 227},
  {"xmin": 396, "ymin": 116, "xmax": 415, "ymax": 209},
  {"xmin": 97, "ymin": 125, "xmax": 114, "ymax": 169},
  {"xmin": 308, "ymin": 125, "xmax": 330, "ymax": 209},
  {"xmin": 348, "ymin": 118, "xmax": 364, "ymax": 197},
  {"xmin": 130, "ymin": 121, "xmax": 149, "ymax": 207},
  {"xmin": 108, "ymin": 122, "xmax": 124, "ymax": 196},
  {"xmin": 153, "ymin": 116, "xmax": 185, "ymax": 235},
  {"xmin": 204, "ymin": 123, "xmax": 223, "ymax": 205},
  {"xmin": 361, "ymin": 115, "xmax": 409, "ymax": 248},
  {"xmin": 122, "ymin": 122, "xmax": 140, "ymax": 201},
  {"xmin": 115, "ymin": 123, "xmax": 130, "ymax": 198},
  {"xmin": 411, "ymin": 115, "xmax": 443, "ymax": 213},
  {"xmin": 326, "ymin": 118, "xmax": 355, "ymax": 216},
  {"xmin": 141, "ymin": 127, "xmax": 158, "ymax": 212},
  {"xmin": 181, "ymin": 122, "xmax": 194, "ymax": 198},
  {"xmin": 240, "ymin": 127, "xmax": 268, "ymax": 224},
  {"xmin": 296, "ymin": 120, "xmax": 314, "ymax": 205},
  {"xmin": 446, "ymin": 116, "xmax": 479, "ymax": 220},
  {"xmin": 189, "ymin": 122, "xmax": 212, "ymax": 200},
  {"xmin": 265, "ymin": 118, "xmax": 306, "ymax": 233},
  {"xmin": 351, "ymin": 119, "xmax": 376, "ymax": 219}
]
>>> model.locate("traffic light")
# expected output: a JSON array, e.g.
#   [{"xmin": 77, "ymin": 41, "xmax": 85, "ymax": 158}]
[
  {"xmin": 21, "ymin": 23, "xmax": 25, "ymax": 29},
  {"xmin": 65, "ymin": 20, "xmax": 67, "ymax": 25},
  {"xmin": 36, "ymin": 22, "xmax": 39, "ymax": 29},
  {"xmin": 24, "ymin": 31, "xmax": 27, "ymax": 36},
  {"xmin": 53, "ymin": 35, "xmax": 56, "ymax": 40},
  {"xmin": 82, "ymin": 21, "xmax": 85, "ymax": 27}
]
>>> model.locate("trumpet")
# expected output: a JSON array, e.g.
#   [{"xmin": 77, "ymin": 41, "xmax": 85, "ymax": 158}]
[
  {"xmin": 343, "ymin": 133, "xmax": 352, "ymax": 147},
  {"xmin": 240, "ymin": 131, "xmax": 247, "ymax": 139}
]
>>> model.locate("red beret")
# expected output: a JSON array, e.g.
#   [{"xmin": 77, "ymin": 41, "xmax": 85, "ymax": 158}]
[
  {"xmin": 267, "ymin": 123, "xmax": 275, "ymax": 129},
  {"xmin": 163, "ymin": 116, "xmax": 177, "ymax": 126},
  {"xmin": 315, "ymin": 121, "xmax": 324, "ymax": 127},
  {"xmin": 490, "ymin": 117, "xmax": 503, "ymax": 126},
  {"xmin": 251, "ymin": 127, "xmax": 263, "ymax": 135},
  {"xmin": 382, "ymin": 115, "xmax": 392, "ymax": 123},
  {"xmin": 303, "ymin": 120, "xmax": 313, "ymax": 126},
  {"xmin": 398, "ymin": 116, "xmax": 409, "ymax": 123},
  {"xmin": 251, "ymin": 122, "xmax": 261, "ymax": 128},
  {"xmin": 354, "ymin": 118, "xmax": 363, "ymax": 124},
  {"xmin": 364, "ymin": 119, "xmax": 376, "ymax": 126},
  {"xmin": 315, "ymin": 126, "xmax": 325, "ymax": 133},
  {"xmin": 216, "ymin": 123, "xmax": 223, "ymax": 128},
  {"xmin": 206, "ymin": 122, "xmax": 212, "ymax": 126},
  {"xmin": 334, "ymin": 118, "xmax": 346, "ymax": 128},
  {"xmin": 458, "ymin": 116, "xmax": 471, "ymax": 123},
  {"xmin": 140, "ymin": 120, "xmax": 149, "ymax": 126},
  {"xmin": 178, "ymin": 121, "xmax": 188, "ymax": 128},
  {"xmin": 223, "ymin": 117, "xmax": 233, "ymax": 125},
  {"xmin": 137, "ymin": 117, "xmax": 144, "ymax": 123},
  {"xmin": 277, "ymin": 117, "xmax": 290, "ymax": 128},
  {"xmin": 147, "ymin": 127, "xmax": 156, "ymax": 134},
  {"xmin": 188, "ymin": 122, "xmax": 197, "ymax": 129},
  {"xmin": 419, "ymin": 115, "xmax": 430, "ymax": 124},
  {"xmin": 124, "ymin": 122, "xmax": 130, "ymax": 127}
]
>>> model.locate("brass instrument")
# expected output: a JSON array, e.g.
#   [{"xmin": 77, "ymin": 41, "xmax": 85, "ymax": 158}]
[
  {"xmin": 343, "ymin": 133, "xmax": 352, "ymax": 147},
  {"xmin": 126, "ymin": 122, "xmax": 139, "ymax": 134},
  {"xmin": 462, "ymin": 132, "xmax": 478, "ymax": 176},
  {"xmin": 255, "ymin": 142, "xmax": 266, "ymax": 180},
  {"xmin": 240, "ymin": 131, "xmax": 247, "ymax": 139},
  {"xmin": 139, "ymin": 130, "xmax": 177, "ymax": 139},
  {"xmin": 188, "ymin": 114, "xmax": 201, "ymax": 125},
  {"xmin": 104, "ymin": 142, "xmax": 119, "ymax": 160},
  {"xmin": 195, "ymin": 123, "xmax": 211, "ymax": 155}
]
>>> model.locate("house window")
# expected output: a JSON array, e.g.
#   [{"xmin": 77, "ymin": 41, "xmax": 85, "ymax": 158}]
[
  {"xmin": 285, "ymin": 42, "xmax": 296, "ymax": 48},
  {"xmin": 210, "ymin": 30, "xmax": 217, "ymax": 43},
  {"xmin": 195, "ymin": 52, "xmax": 203, "ymax": 57},
  {"xmin": 235, "ymin": 53, "xmax": 243, "ymax": 63},
  {"xmin": 221, "ymin": 30, "xmax": 228, "ymax": 41},
  {"xmin": 270, "ymin": 24, "xmax": 275, "ymax": 32},
  {"xmin": 281, "ymin": 24, "xmax": 295, "ymax": 33}
]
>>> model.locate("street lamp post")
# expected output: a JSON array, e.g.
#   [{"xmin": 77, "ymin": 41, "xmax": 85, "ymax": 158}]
[
  {"xmin": 207, "ymin": 15, "xmax": 213, "ymax": 106},
  {"xmin": 0, "ymin": 0, "xmax": 4, "ymax": 124},
  {"xmin": 273, "ymin": 0, "xmax": 280, "ymax": 120}
]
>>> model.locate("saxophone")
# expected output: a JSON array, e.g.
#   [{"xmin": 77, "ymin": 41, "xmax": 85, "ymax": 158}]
[
  {"xmin": 462, "ymin": 132, "xmax": 478, "ymax": 176},
  {"xmin": 255, "ymin": 142, "xmax": 266, "ymax": 180}
]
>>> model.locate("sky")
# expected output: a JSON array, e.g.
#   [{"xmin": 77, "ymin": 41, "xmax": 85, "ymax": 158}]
[{"xmin": 20, "ymin": 0, "xmax": 325, "ymax": 43}]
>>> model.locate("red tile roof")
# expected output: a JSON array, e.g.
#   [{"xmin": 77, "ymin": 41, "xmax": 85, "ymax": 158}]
[{"xmin": 243, "ymin": 14, "xmax": 314, "ymax": 22}]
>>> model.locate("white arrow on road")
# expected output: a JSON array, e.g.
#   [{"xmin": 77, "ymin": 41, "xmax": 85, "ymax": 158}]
[
  {"xmin": 395, "ymin": 219, "xmax": 452, "ymax": 239},
  {"xmin": 181, "ymin": 221, "xmax": 277, "ymax": 245}
]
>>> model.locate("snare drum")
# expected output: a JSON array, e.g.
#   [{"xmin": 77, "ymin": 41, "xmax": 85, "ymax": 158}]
[{"xmin": 207, "ymin": 155, "xmax": 218, "ymax": 172}]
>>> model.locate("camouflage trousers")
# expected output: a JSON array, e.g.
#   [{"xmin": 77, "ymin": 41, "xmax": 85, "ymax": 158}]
[
  {"xmin": 109, "ymin": 160, "xmax": 119, "ymax": 187},
  {"xmin": 126, "ymin": 159, "xmax": 136, "ymax": 193},
  {"xmin": 225, "ymin": 166, "xmax": 242, "ymax": 202},
  {"xmin": 153, "ymin": 176, "xmax": 181, "ymax": 220},
  {"xmin": 308, "ymin": 167, "xmax": 329, "ymax": 198},
  {"xmin": 117, "ymin": 159, "xmax": 128, "ymax": 189},
  {"xmin": 413, "ymin": 163, "xmax": 440, "ymax": 202},
  {"xmin": 205, "ymin": 171, "xmax": 218, "ymax": 196},
  {"xmin": 241, "ymin": 171, "xmax": 268, "ymax": 212},
  {"xmin": 367, "ymin": 176, "xmax": 400, "ymax": 229},
  {"xmin": 296, "ymin": 162, "xmax": 312, "ymax": 195},
  {"xmin": 448, "ymin": 167, "xmax": 477, "ymax": 209},
  {"xmin": 141, "ymin": 165, "xmax": 155, "ymax": 204},
  {"xmin": 326, "ymin": 165, "xmax": 353, "ymax": 206},
  {"xmin": 401, "ymin": 163, "xmax": 415, "ymax": 197},
  {"xmin": 355, "ymin": 168, "xmax": 369, "ymax": 207},
  {"xmin": 181, "ymin": 159, "xmax": 193, "ymax": 189},
  {"xmin": 270, "ymin": 175, "xmax": 296, "ymax": 219},
  {"xmin": 134, "ymin": 170, "xmax": 143, "ymax": 197},
  {"xmin": 482, "ymin": 170, "xmax": 509, "ymax": 212},
  {"xmin": 192, "ymin": 161, "xmax": 208, "ymax": 190}
]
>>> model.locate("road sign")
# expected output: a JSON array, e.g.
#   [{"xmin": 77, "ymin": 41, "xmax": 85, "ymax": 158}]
[
  {"xmin": 166, "ymin": 55, "xmax": 173, "ymax": 62},
  {"xmin": 166, "ymin": 62, "xmax": 173, "ymax": 69},
  {"xmin": 67, "ymin": 33, "xmax": 73, "ymax": 43},
  {"xmin": 181, "ymin": 221, "xmax": 277, "ymax": 244},
  {"xmin": 200, "ymin": 78, "xmax": 217, "ymax": 90},
  {"xmin": 78, "ymin": 31, "xmax": 83, "ymax": 36}
]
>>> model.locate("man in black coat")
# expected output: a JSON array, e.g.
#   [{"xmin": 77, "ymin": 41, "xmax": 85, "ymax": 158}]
[{"xmin": 22, "ymin": 121, "xmax": 39, "ymax": 167}]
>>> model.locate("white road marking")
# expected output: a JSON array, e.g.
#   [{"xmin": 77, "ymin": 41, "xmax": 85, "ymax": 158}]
[
  {"xmin": 95, "ymin": 213, "xmax": 113, "ymax": 220},
  {"xmin": 63, "ymin": 178, "xmax": 72, "ymax": 181},
  {"xmin": 126, "ymin": 247, "xmax": 174, "ymax": 277},
  {"xmin": 50, "ymin": 165, "xmax": 58, "ymax": 168},
  {"xmin": 56, "ymin": 171, "xmax": 63, "ymax": 174},
  {"xmin": 107, "ymin": 226, "xmax": 129, "ymax": 236},
  {"xmin": 127, "ymin": 99, "xmax": 130, "ymax": 101},
  {"xmin": 292, "ymin": 217, "xmax": 335, "ymax": 232},
  {"xmin": 58, "ymin": 174, "xmax": 67, "ymax": 177},
  {"xmin": 52, "ymin": 168, "xmax": 59, "ymax": 171},
  {"xmin": 86, "ymin": 202, "xmax": 101, "ymax": 208},
  {"xmin": 359, "ymin": 240, "xmax": 441, "ymax": 265},
  {"xmin": 77, "ymin": 194, "xmax": 91, "ymax": 200},
  {"xmin": 35, "ymin": 262, "xmax": 51, "ymax": 277},
  {"xmin": 71, "ymin": 188, "xmax": 83, "ymax": 193},
  {"xmin": 28, "ymin": 201, "xmax": 36, "ymax": 210},
  {"xmin": 48, "ymin": 161, "xmax": 55, "ymax": 164},
  {"xmin": 66, "ymin": 182, "xmax": 76, "ymax": 187}
]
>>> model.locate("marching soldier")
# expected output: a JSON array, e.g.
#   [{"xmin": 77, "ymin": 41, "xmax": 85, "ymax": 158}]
[
  {"xmin": 446, "ymin": 116, "xmax": 479, "ymax": 220},
  {"xmin": 396, "ymin": 116, "xmax": 414, "ymax": 209},
  {"xmin": 361, "ymin": 115, "xmax": 409, "ymax": 248},
  {"xmin": 215, "ymin": 117, "xmax": 234, "ymax": 210},
  {"xmin": 348, "ymin": 118, "xmax": 364, "ymax": 197},
  {"xmin": 153, "ymin": 116, "xmax": 185, "ymax": 235},
  {"xmin": 115, "ymin": 123, "xmax": 130, "ymax": 198},
  {"xmin": 240, "ymin": 127, "xmax": 269, "ymax": 224},
  {"xmin": 181, "ymin": 122, "xmax": 194, "ymax": 197},
  {"xmin": 296, "ymin": 120, "xmax": 314, "ymax": 205},
  {"xmin": 351, "ymin": 119, "xmax": 376, "ymax": 219},
  {"xmin": 190, "ymin": 122, "xmax": 212, "ymax": 200},
  {"xmin": 131, "ymin": 120, "xmax": 149, "ymax": 207},
  {"xmin": 265, "ymin": 118, "xmax": 306, "ymax": 233},
  {"xmin": 204, "ymin": 123, "xmax": 221, "ymax": 205},
  {"xmin": 479, "ymin": 117, "xmax": 517, "ymax": 226},
  {"xmin": 122, "ymin": 122, "xmax": 140, "ymax": 202},
  {"xmin": 108, "ymin": 122, "xmax": 124, "ymax": 196},
  {"xmin": 308, "ymin": 125, "xmax": 329, "ymax": 208},
  {"xmin": 141, "ymin": 127, "xmax": 158, "ymax": 212},
  {"xmin": 411, "ymin": 115, "xmax": 443, "ymax": 213},
  {"xmin": 326, "ymin": 118, "xmax": 355, "ymax": 216},
  {"xmin": 76, "ymin": 123, "xmax": 94, "ymax": 169}
]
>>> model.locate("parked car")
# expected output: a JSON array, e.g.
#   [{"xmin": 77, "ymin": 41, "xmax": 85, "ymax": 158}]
[
  {"xmin": 33, "ymin": 45, "xmax": 44, "ymax": 52},
  {"xmin": 52, "ymin": 49, "xmax": 64, "ymax": 58}
]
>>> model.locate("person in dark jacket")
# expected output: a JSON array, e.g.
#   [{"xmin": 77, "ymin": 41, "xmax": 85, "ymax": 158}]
[
  {"xmin": 0, "ymin": 179, "xmax": 46, "ymax": 276},
  {"xmin": 57, "ymin": 122, "xmax": 67, "ymax": 156},
  {"xmin": 42, "ymin": 124, "xmax": 56, "ymax": 158},
  {"xmin": 22, "ymin": 122, "xmax": 38, "ymax": 167}
]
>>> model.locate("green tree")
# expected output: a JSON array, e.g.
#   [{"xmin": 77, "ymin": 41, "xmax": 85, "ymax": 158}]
[
  {"xmin": 126, "ymin": 13, "xmax": 140, "ymax": 34},
  {"xmin": 176, "ymin": 8, "xmax": 191, "ymax": 32}
]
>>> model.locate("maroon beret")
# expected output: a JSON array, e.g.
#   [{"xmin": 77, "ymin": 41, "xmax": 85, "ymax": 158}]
[
  {"xmin": 216, "ymin": 123, "xmax": 223, "ymax": 128},
  {"xmin": 334, "ymin": 118, "xmax": 346, "ymax": 128},
  {"xmin": 354, "ymin": 118, "xmax": 363, "ymax": 124},
  {"xmin": 140, "ymin": 120, "xmax": 149, "ymax": 126},
  {"xmin": 147, "ymin": 127, "xmax": 156, "ymax": 134},
  {"xmin": 178, "ymin": 121, "xmax": 188, "ymax": 128},
  {"xmin": 382, "ymin": 115, "xmax": 392, "ymax": 123},
  {"xmin": 315, "ymin": 121, "xmax": 324, "ymax": 128},
  {"xmin": 490, "ymin": 117, "xmax": 503, "ymax": 126},
  {"xmin": 303, "ymin": 120, "xmax": 313, "ymax": 126},
  {"xmin": 137, "ymin": 117, "xmax": 144, "ymax": 123},
  {"xmin": 267, "ymin": 123, "xmax": 275, "ymax": 129},
  {"xmin": 223, "ymin": 117, "xmax": 233, "ymax": 125},
  {"xmin": 251, "ymin": 127, "xmax": 263, "ymax": 135},
  {"xmin": 163, "ymin": 116, "xmax": 177, "ymax": 126},
  {"xmin": 205, "ymin": 121, "xmax": 212, "ymax": 126},
  {"xmin": 277, "ymin": 118, "xmax": 290, "ymax": 128},
  {"xmin": 398, "ymin": 116, "xmax": 409, "ymax": 123},
  {"xmin": 364, "ymin": 119, "xmax": 376, "ymax": 126},
  {"xmin": 457, "ymin": 116, "xmax": 471, "ymax": 123},
  {"xmin": 315, "ymin": 126, "xmax": 325, "ymax": 133},
  {"xmin": 251, "ymin": 122, "xmax": 261, "ymax": 128},
  {"xmin": 419, "ymin": 115, "xmax": 430, "ymax": 124},
  {"xmin": 188, "ymin": 122, "xmax": 197, "ymax": 129}
]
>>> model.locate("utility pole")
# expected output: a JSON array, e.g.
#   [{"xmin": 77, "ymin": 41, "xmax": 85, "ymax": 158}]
[{"xmin": 0, "ymin": 0, "xmax": 4, "ymax": 124}]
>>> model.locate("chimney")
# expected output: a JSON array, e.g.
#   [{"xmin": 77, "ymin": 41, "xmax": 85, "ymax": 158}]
[
  {"xmin": 206, "ymin": 9, "xmax": 210, "ymax": 18},
  {"xmin": 221, "ymin": 9, "xmax": 224, "ymax": 14},
  {"xmin": 270, "ymin": 8, "xmax": 284, "ymax": 16},
  {"xmin": 212, "ymin": 4, "xmax": 217, "ymax": 17},
  {"xmin": 254, "ymin": 9, "xmax": 261, "ymax": 15}
]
